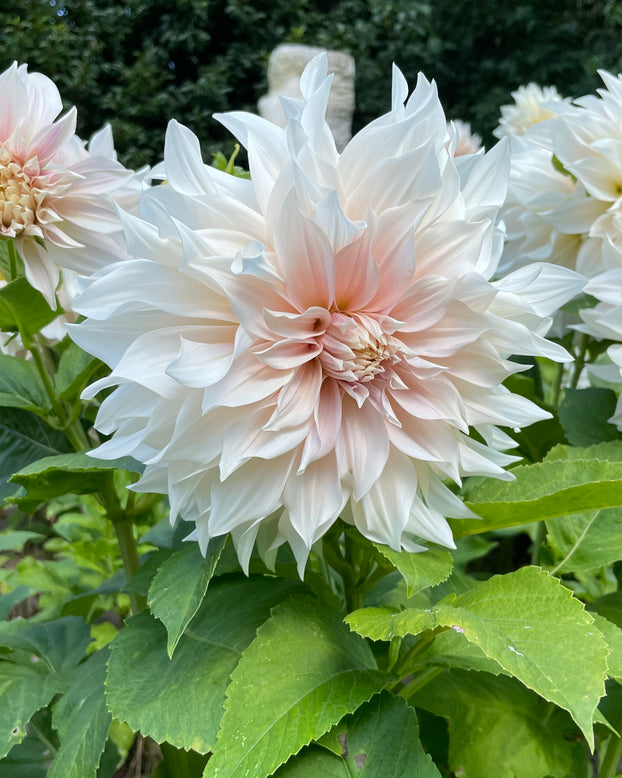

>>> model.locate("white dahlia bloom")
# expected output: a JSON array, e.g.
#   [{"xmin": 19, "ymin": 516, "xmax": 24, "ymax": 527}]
[
  {"xmin": 493, "ymin": 82, "xmax": 567, "ymax": 139},
  {"xmin": 71, "ymin": 56, "xmax": 582, "ymax": 574},
  {"xmin": 0, "ymin": 62, "xmax": 145, "ymax": 304},
  {"xmin": 502, "ymin": 71, "xmax": 622, "ymax": 279}
]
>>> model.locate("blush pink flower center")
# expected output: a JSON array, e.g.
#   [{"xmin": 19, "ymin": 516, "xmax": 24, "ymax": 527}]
[
  {"xmin": 0, "ymin": 148, "xmax": 44, "ymax": 237},
  {"xmin": 318, "ymin": 311, "xmax": 402, "ymax": 383},
  {"xmin": 318, "ymin": 312, "xmax": 401, "ymax": 384}
]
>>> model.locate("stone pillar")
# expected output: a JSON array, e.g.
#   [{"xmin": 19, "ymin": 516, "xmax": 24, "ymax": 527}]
[{"xmin": 258, "ymin": 44, "xmax": 356, "ymax": 151}]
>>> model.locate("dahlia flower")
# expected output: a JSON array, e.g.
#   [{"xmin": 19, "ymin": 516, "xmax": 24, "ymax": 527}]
[
  {"xmin": 502, "ymin": 71, "xmax": 622, "ymax": 278},
  {"xmin": 71, "ymin": 55, "xmax": 582, "ymax": 573},
  {"xmin": 493, "ymin": 82, "xmax": 566, "ymax": 139},
  {"xmin": 0, "ymin": 62, "xmax": 144, "ymax": 304},
  {"xmin": 449, "ymin": 120, "xmax": 482, "ymax": 157}
]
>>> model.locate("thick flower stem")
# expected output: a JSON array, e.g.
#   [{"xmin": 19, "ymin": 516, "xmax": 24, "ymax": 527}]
[
  {"xmin": 112, "ymin": 519, "xmax": 145, "ymax": 615},
  {"xmin": 394, "ymin": 628, "xmax": 443, "ymax": 679},
  {"xmin": 103, "ymin": 475, "xmax": 146, "ymax": 614},
  {"xmin": 8, "ymin": 239, "xmax": 19, "ymax": 281},
  {"xmin": 397, "ymin": 666, "xmax": 444, "ymax": 701},
  {"xmin": 26, "ymin": 337, "xmax": 90, "ymax": 451},
  {"xmin": 569, "ymin": 334, "xmax": 589, "ymax": 390},
  {"xmin": 600, "ymin": 732, "xmax": 622, "ymax": 778},
  {"xmin": 551, "ymin": 360, "xmax": 565, "ymax": 407}
]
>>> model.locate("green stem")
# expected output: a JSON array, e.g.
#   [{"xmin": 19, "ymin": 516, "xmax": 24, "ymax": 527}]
[
  {"xmin": 24, "ymin": 335, "xmax": 90, "ymax": 451},
  {"xmin": 103, "ymin": 476, "xmax": 145, "ymax": 614},
  {"xmin": 397, "ymin": 666, "xmax": 444, "ymax": 701},
  {"xmin": 551, "ymin": 360, "xmax": 565, "ymax": 407},
  {"xmin": 344, "ymin": 534, "xmax": 365, "ymax": 612},
  {"xmin": 569, "ymin": 334, "xmax": 589, "ymax": 390},
  {"xmin": 395, "ymin": 628, "xmax": 443, "ymax": 678},
  {"xmin": 8, "ymin": 239, "xmax": 18, "ymax": 281},
  {"xmin": 600, "ymin": 732, "xmax": 622, "ymax": 778},
  {"xmin": 112, "ymin": 518, "xmax": 145, "ymax": 615}
]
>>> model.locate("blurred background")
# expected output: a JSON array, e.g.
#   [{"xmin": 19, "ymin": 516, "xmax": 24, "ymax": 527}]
[{"xmin": 2, "ymin": 0, "xmax": 621, "ymax": 169}]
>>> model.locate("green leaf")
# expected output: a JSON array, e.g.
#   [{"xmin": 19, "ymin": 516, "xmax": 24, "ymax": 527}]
[
  {"xmin": 0, "ymin": 587, "xmax": 33, "ymax": 621},
  {"xmin": 271, "ymin": 746, "xmax": 345, "ymax": 777},
  {"xmin": 0, "ymin": 531, "xmax": 44, "ymax": 552},
  {"xmin": 558, "ymin": 387, "xmax": 622, "ymax": 446},
  {"xmin": 9, "ymin": 452, "xmax": 144, "ymax": 511},
  {"xmin": 47, "ymin": 648, "xmax": 111, "ymax": 778},
  {"xmin": 456, "ymin": 449, "xmax": 622, "ymax": 537},
  {"xmin": 415, "ymin": 628, "xmax": 510, "ymax": 676},
  {"xmin": 348, "ymin": 567, "xmax": 607, "ymax": 744},
  {"xmin": 0, "ymin": 279, "xmax": 58, "ymax": 337},
  {"xmin": 277, "ymin": 692, "xmax": 440, "ymax": 777},
  {"xmin": 546, "ymin": 508, "xmax": 622, "ymax": 574},
  {"xmin": 592, "ymin": 615, "xmax": 622, "ymax": 685},
  {"xmin": 0, "ymin": 709, "xmax": 57, "ymax": 778},
  {"xmin": 438, "ymin": 569, "xmax": 607, "ymax": 744},
  {"xmin": 414, "ymin": 670, "xmax": 588, "ymax": 778},
  {"xmin": 0, "ymin": 408, "xmax": 72, "ymax": 501},
  {"xmin": 374, "ymin": 545, "xmax": 453, "ymax": 597},
  {"xmin": 0, "ymin": 616, "xmax": 91, "ymax": 672},
  {"xmin": 151, "ymin": 742, "xmax": 209, "ymax": 778},
  {"xmin": 545, "ymin": 441, "xmax": 622, "ymax": 462},
  {"xmin": 106, "ymin": 577, "xmax": 303, "ymax": 753},
  {"xmin": 54, "ymin": 342, "xmax": 101, "ymax": 402},
  {"xmin": 592, "ymin": 591, "xmax": 622, "ymax": 628},
  {"xmin": 148, "ymin": 538, "xmax": 227, "ymax": 658},
  {"xmin": 346, "ymin": 606, "xmax": 435, "ymax": 642},
  {"xmin": 0, "ymin": 356, "xmax": 49, "ymax": 413},
  {"xmin": 0, "ymin": 617, "xmax": 91, "ymax": 758},
  {"xmin": 204, "ymin": 596, "xmax": 389, "ymax": 778},
  {"xmin": 0, "ymin": 664, "xmax": 64, "ymax": 760}
]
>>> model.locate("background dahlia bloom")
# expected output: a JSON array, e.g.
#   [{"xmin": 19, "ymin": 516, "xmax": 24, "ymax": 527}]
[
  {"xmin": 493, "ymin": 82, "xmax": 567, "ymax": 139},
  {"xmin": 449, "ymin": 119, "xmax": 482, "ymax": 157},
  {"xmin": 502, "ymin": 71, "xmax": 622, "ymax": 279},
  {"xmin": 71, "ymin": 56, "xmax": 582, "ymax": 573},
  {"xmin": 0, "ymin": 62, "xmax": 144, "ymax": 304}
]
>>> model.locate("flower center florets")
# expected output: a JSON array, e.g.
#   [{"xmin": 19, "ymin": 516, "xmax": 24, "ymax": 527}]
[
  {"xmin": 0, "ymin": 148, "xmax": 41, "ymax": 237},
  {"xmin": 319, "ymin": 312, "xmax": 401, "ymax": 383}
]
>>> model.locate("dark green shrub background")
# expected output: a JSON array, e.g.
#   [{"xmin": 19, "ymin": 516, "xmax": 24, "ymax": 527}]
[{"xmin": 2, "ymin": 0, "xmax": 621, "ymax": 168}]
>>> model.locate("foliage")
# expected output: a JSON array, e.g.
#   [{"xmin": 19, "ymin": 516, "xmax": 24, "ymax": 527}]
[
  {"xmin": 4, "ymin": 6, "xmax": 622, "ymax": 775},
  {"xmin": 3, "ymin": 273, "xmax": 622, "ymax": 776}
]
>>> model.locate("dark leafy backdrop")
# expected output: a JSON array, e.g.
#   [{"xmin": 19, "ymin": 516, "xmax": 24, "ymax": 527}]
[{"xmin": 2, "ymin": 0, "xmax": 621, "ymax": 168}]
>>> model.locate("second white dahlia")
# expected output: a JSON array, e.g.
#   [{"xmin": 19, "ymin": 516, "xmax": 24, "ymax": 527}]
[
  {"xmin": 71, "ymin": 56, "xmax": 582, "ymax": 573},
  {"xmin": 493, "ymin": 82, "xmax": 567, "ymax": 139}
]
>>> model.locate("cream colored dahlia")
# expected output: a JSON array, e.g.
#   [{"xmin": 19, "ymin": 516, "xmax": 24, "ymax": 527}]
[
  {"xmin": 503, "ymin": 72, "xmax": 622, "ymax": 279},
  {"xmin": 71, "ymin": 56, "xmax": 582, "ymax": 573},
  {"xmin": 0, "ymin": 62, "xmax": 144, "ymax": 304},
  {"xmin": 494, "ymin": 82, "xmax": 566, "ymax": 139}
]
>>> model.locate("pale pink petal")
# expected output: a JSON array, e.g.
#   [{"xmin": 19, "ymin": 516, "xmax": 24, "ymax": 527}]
[
  {"xmin": 164, "ymin": 119, "xmax": 216, "ymax": 196},
  {"xmin": 0, "ymin": 63, "xmax": 26, "ymax": 141},
  {"xmin": 351, "ymin": 450, "xmax": 417, "ymax": 549},
  {"xmin": 28, "ymin": 107, "xmax": 77, "ymax": 166},
  {"xmin": 209, "ymin": 454, "xmax": 296, "ymax": 535},
  {"xmin": 20, "ymin": 239, "xmax": 59, "ymax": 306},
  {"xmin": 201, "ymin": 350, "xmax": 294, "ymax": 411},
  {"xmin": 283, "ymin": 453, "xmax": 345, "ymax": 548},
  {"xmin": 274, "ymin": 191, "xmax": 335, "ymax": 309},
  {"xmin": 338, "ymin": 397, "xmax": 390, "ymax": 501}
]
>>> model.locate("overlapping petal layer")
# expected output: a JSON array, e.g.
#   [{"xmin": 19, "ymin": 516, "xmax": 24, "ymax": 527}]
[{"xmin": 72, "ymin": 55, "xmax": 581, "ymax": 573}]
